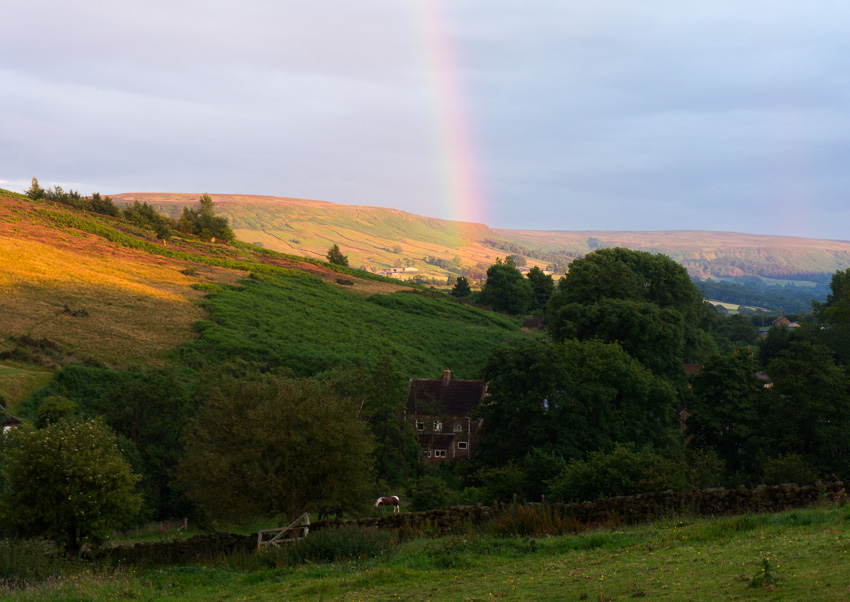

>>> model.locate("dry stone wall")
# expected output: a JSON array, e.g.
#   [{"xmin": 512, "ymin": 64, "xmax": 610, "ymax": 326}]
[{"xmin": 103, "ymin": 482, "xmax": 846, "ymax": 565}]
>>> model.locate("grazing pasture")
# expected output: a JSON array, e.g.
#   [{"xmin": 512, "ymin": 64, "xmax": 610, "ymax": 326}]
[{"xmin": 3, "ymin": 504, "xmax": 850, "ymax": 601}]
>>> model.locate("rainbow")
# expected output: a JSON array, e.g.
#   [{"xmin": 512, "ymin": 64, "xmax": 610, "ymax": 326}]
[{"xmin": 414, "ymin": 0, "xmax": 487, "ymax": 231}]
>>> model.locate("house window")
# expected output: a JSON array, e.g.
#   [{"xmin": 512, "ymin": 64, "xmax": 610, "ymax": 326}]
[
  {"xmin": 422, "ymin": 448, "xmax": 431, "ymax": 458},
  {"xmin": 457, "ymin": 441, "xmax": 468, "ymax": 450},
  {"xmin": 416, "ymin": 420, "xmax": 425, "ymax": 431},
  {"xmin": 433, "ymin": 421, "xmax": 442, "ymax": 432},
  {"xmin": 453, "ymin": 423, "xmax": 463, "ymax": 432},
  {"xmin": 434, "ymin": 449, "xmax": 447, "ymax": 458}
]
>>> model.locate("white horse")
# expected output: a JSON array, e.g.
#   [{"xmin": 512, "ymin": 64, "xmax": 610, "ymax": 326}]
[{"xmin": 374, "ymin": 495, "xmax": 400, "ymax": 513}]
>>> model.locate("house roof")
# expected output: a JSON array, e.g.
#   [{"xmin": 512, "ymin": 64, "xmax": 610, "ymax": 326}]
[
  {"xmin": 407, "ymin": 373, "xmax": 487, "ymax": 416},
  {"xmin": 682, "ymin": 363, "xmax": 703, "ymax": 376}
]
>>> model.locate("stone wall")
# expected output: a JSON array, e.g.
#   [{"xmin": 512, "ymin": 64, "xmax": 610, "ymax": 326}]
[
  {"xmin": 102, "ymin": 482, "xmax": 846, "ymax": 564},
  {"xmin": 101, "ymin": 532, "xmax": 254, "ymax": 565}
]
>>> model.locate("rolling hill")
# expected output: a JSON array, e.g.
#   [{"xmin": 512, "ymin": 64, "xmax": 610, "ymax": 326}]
[
  {"xmin": 112, "ymin": 192, "xmax": 850, "ymax": 284},
  {"xmin": 0, "ymin": 190, "xmax": 538, "ymax": 405}
]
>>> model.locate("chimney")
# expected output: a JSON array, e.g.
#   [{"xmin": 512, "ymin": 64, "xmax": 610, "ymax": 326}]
[{"xmin": 442, "ymin": 370, "xmax": 451, "ymax": 386}]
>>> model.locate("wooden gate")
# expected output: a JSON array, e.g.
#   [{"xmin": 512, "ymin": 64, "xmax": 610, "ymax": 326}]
[{"xmin": 257, "ymin": 512, "xmax": 310, "ymax": 550}]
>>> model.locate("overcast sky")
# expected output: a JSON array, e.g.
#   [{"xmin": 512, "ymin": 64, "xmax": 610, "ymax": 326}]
[{"xmin": 3, "ymin": 1, "xmax": 849, "ymax": 240}]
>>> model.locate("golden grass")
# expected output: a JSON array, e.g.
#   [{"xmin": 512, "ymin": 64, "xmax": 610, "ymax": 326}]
[{"xmin": 0, "ymin": 228, "xmax": 243, "ymax": 368}]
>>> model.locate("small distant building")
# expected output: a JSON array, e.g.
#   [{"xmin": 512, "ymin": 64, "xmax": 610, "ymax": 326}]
[
  {"xmin": 406, "ymin": 370, "xmax": 487, "ymax": 464},
  {"xmin": 524, "ymin": 316, "xmax": 544, "ymax": 329},
  {"xmin": 772, "ymin": 315, "xmax": 801, "ymax": 329}
]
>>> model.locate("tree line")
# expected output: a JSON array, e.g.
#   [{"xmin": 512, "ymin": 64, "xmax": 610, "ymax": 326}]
[{"xmin": 25, "ymin": 178, "xmax": 234, "ymax": 244}]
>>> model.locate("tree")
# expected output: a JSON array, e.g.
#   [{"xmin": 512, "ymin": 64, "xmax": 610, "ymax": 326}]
[
  {"xmin": 548, "ymin": 298, "xmax": 686, "ymax": 381},
  {"xmin": 0, "ymin": 419, "xmax": 142, "ymax": 558},
  {"xmin": 175, "ymin": 373, "xmax": 374, "ymax": 523},
  {"xmin": 451, "ymin": 276, "xmax": 472, "ymax": 298},
  {"xmin": 686, "ymin": 350, "xmax": 767, "ymax": 476},
  {"xmin": 813, "ymin": 268, "xmax": 850, "ymax": 363},
  {"xmin": 476, "ymin": 339, "xmax": 678, "ymax": 467},
  {"xmin": 362, "ymin": 355, "xmax": 419, "ymax": 485},
  {"xmin": 173, "ymin": 194, "xmax": 234, "ymax": 243},
  {"xmin": 525, "ymin": 266, "xmax": 554, "ymax": 313},
  {"xmin": 764, "ymin": 342, "xmax": 850, "ymax": 475},
  {"xmin": 25, "ymin": 177, "xmax": 46, "ymax": 200},
  {"xmin": 326, "ymin": 244, "xmax": 349, "ymax": 267},
  {"xmin": 478, "ymin": 257, "xmax": 532, "ymax": 315},
  {"xmin": 548, "ymin": 248, "xmax": 715, "ymax": 370}
]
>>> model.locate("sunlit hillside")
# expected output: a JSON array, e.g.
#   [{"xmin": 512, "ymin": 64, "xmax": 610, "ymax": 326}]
[
  {"xmin": 0, "ymin": 192, "xmax": 407, "ymax": 371},
  {"xmin": 113, "ymin": 192, "xmax": 850, "ymax": 284}
]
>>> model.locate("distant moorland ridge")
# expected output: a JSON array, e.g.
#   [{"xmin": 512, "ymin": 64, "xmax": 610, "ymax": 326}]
[{"xmin": 112, "ymin": 192, "xmax": 850, "ymax": 284}]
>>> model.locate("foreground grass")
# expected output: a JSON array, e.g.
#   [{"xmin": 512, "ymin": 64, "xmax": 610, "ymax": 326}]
[{"xmin": 6, "ymin": 505, "xmax": 850, "ymax": 601}]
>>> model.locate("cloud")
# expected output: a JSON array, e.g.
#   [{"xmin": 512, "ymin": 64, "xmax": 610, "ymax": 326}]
[{"xmin": 2, "ymin": 1, "xmax": 849, "ymax": 239}]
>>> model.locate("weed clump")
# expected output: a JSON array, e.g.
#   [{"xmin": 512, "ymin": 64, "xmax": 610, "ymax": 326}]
[
  {"xmin": 261, "ymin": 526, "xmax": 396, "ymax": 566},
  {"xmin": 488, "ymin": 504, "xmax": 584, "ymax": 537}
]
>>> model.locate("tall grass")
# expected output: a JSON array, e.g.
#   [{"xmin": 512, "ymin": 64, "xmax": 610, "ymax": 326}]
[
  {"xmin": 0, "ymin": 539, "xmax": 66, "ymax": 587},
  {"xmin": 487, "ymin": 504, "xmax": 588, "ymax": 537},
  {"xmin": 261, "ymin": 526, "xmax": 396, "ymax": 566}
]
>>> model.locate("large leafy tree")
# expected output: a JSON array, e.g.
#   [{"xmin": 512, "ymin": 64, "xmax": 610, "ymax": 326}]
[
  {"xmin": 686, "ymin": 350, "xmax": 767, "ymax": 476},
  {"xmin": 362, "ymin": 355, "xmax": 419, "ymax": 485},
  {"xmin": 813, "ymin": 268, "xmax": 850, "ymax": 363},
  {"xmin": 548, "ymin": 298, "xmax": 685, "ymax": 380},
  {"xmin": 476, "ymin": 339, "xmax": 678, "ymax": 467},
  {"xmin": 175, "ymin": 373, "xmax": 374, "ymax": 523},
  {"xmin": 0, "ymin": 419, "xmax": 142, "ymax": 558},
  {"xmin": 764, "ymin": 342, "xmax": 850, "ymax": 475},
  {"xmin": 526, "ymin": 266, "xmax": 554, "ymax": 313},
  {"xmin": 548, "ymin": 248, "xmax": 715, "ymax": 372},
  {"xmin": 479, "ymin": 257, "xmax": 533, "ymax": 315}
]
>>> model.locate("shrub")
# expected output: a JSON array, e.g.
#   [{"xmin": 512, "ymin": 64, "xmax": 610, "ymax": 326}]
[
  {"xmin": 548, "ymin": 443, "xmax": 686, "ymax": 503},
  {"xmin": 762, "ymin": 454, "xmax": 820, "ymax": 486},
  {"xmin": 409, "ymin": 475, "xmax": 458, "ymax": 511}
]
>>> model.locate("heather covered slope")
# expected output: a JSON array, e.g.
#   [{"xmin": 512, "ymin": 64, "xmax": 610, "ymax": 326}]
[
  {"xmin": 113, "ymin": 192, "xmax": 850, "ymax": 283},
  {"xmin": 0, "ymin": 191, "xmax": 535, "ymax": 380}
]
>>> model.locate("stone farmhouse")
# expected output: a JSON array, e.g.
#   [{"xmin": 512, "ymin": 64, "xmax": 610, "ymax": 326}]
[{"xmin": 405, "ymin": 370, "xmax": 487, "ymax": 464}]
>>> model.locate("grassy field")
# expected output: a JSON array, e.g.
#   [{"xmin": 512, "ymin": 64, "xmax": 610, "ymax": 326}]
[
  {"xmin": 0, "ymin": 363, "xmax": 53, "ymax": 412},
  {"xmin": 4, "ymin": 504, "xmax": 850, "ymax": 601}
]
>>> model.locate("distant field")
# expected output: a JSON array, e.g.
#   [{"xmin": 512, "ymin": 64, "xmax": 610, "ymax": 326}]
[{"xmin": 707, "ymin": 300, "xmax": 770, "ymax": 314}]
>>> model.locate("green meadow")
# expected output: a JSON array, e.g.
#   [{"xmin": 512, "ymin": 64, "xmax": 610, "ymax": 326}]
[{"xmin": 4, "ymin": 504, "xmax": 850, "ymax": 601}]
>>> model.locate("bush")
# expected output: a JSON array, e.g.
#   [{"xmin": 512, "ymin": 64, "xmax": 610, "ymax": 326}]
[
  {"xmin": 763, "ymin": 454, "xmax": 820, "ymax": 486},
  {"xmin": 548, "ymin": 443, "xmax": 686, "ymax": 503},
  {"xmin": 409, "ymin": 475, "xmax": 458, "ymax": 511}
]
